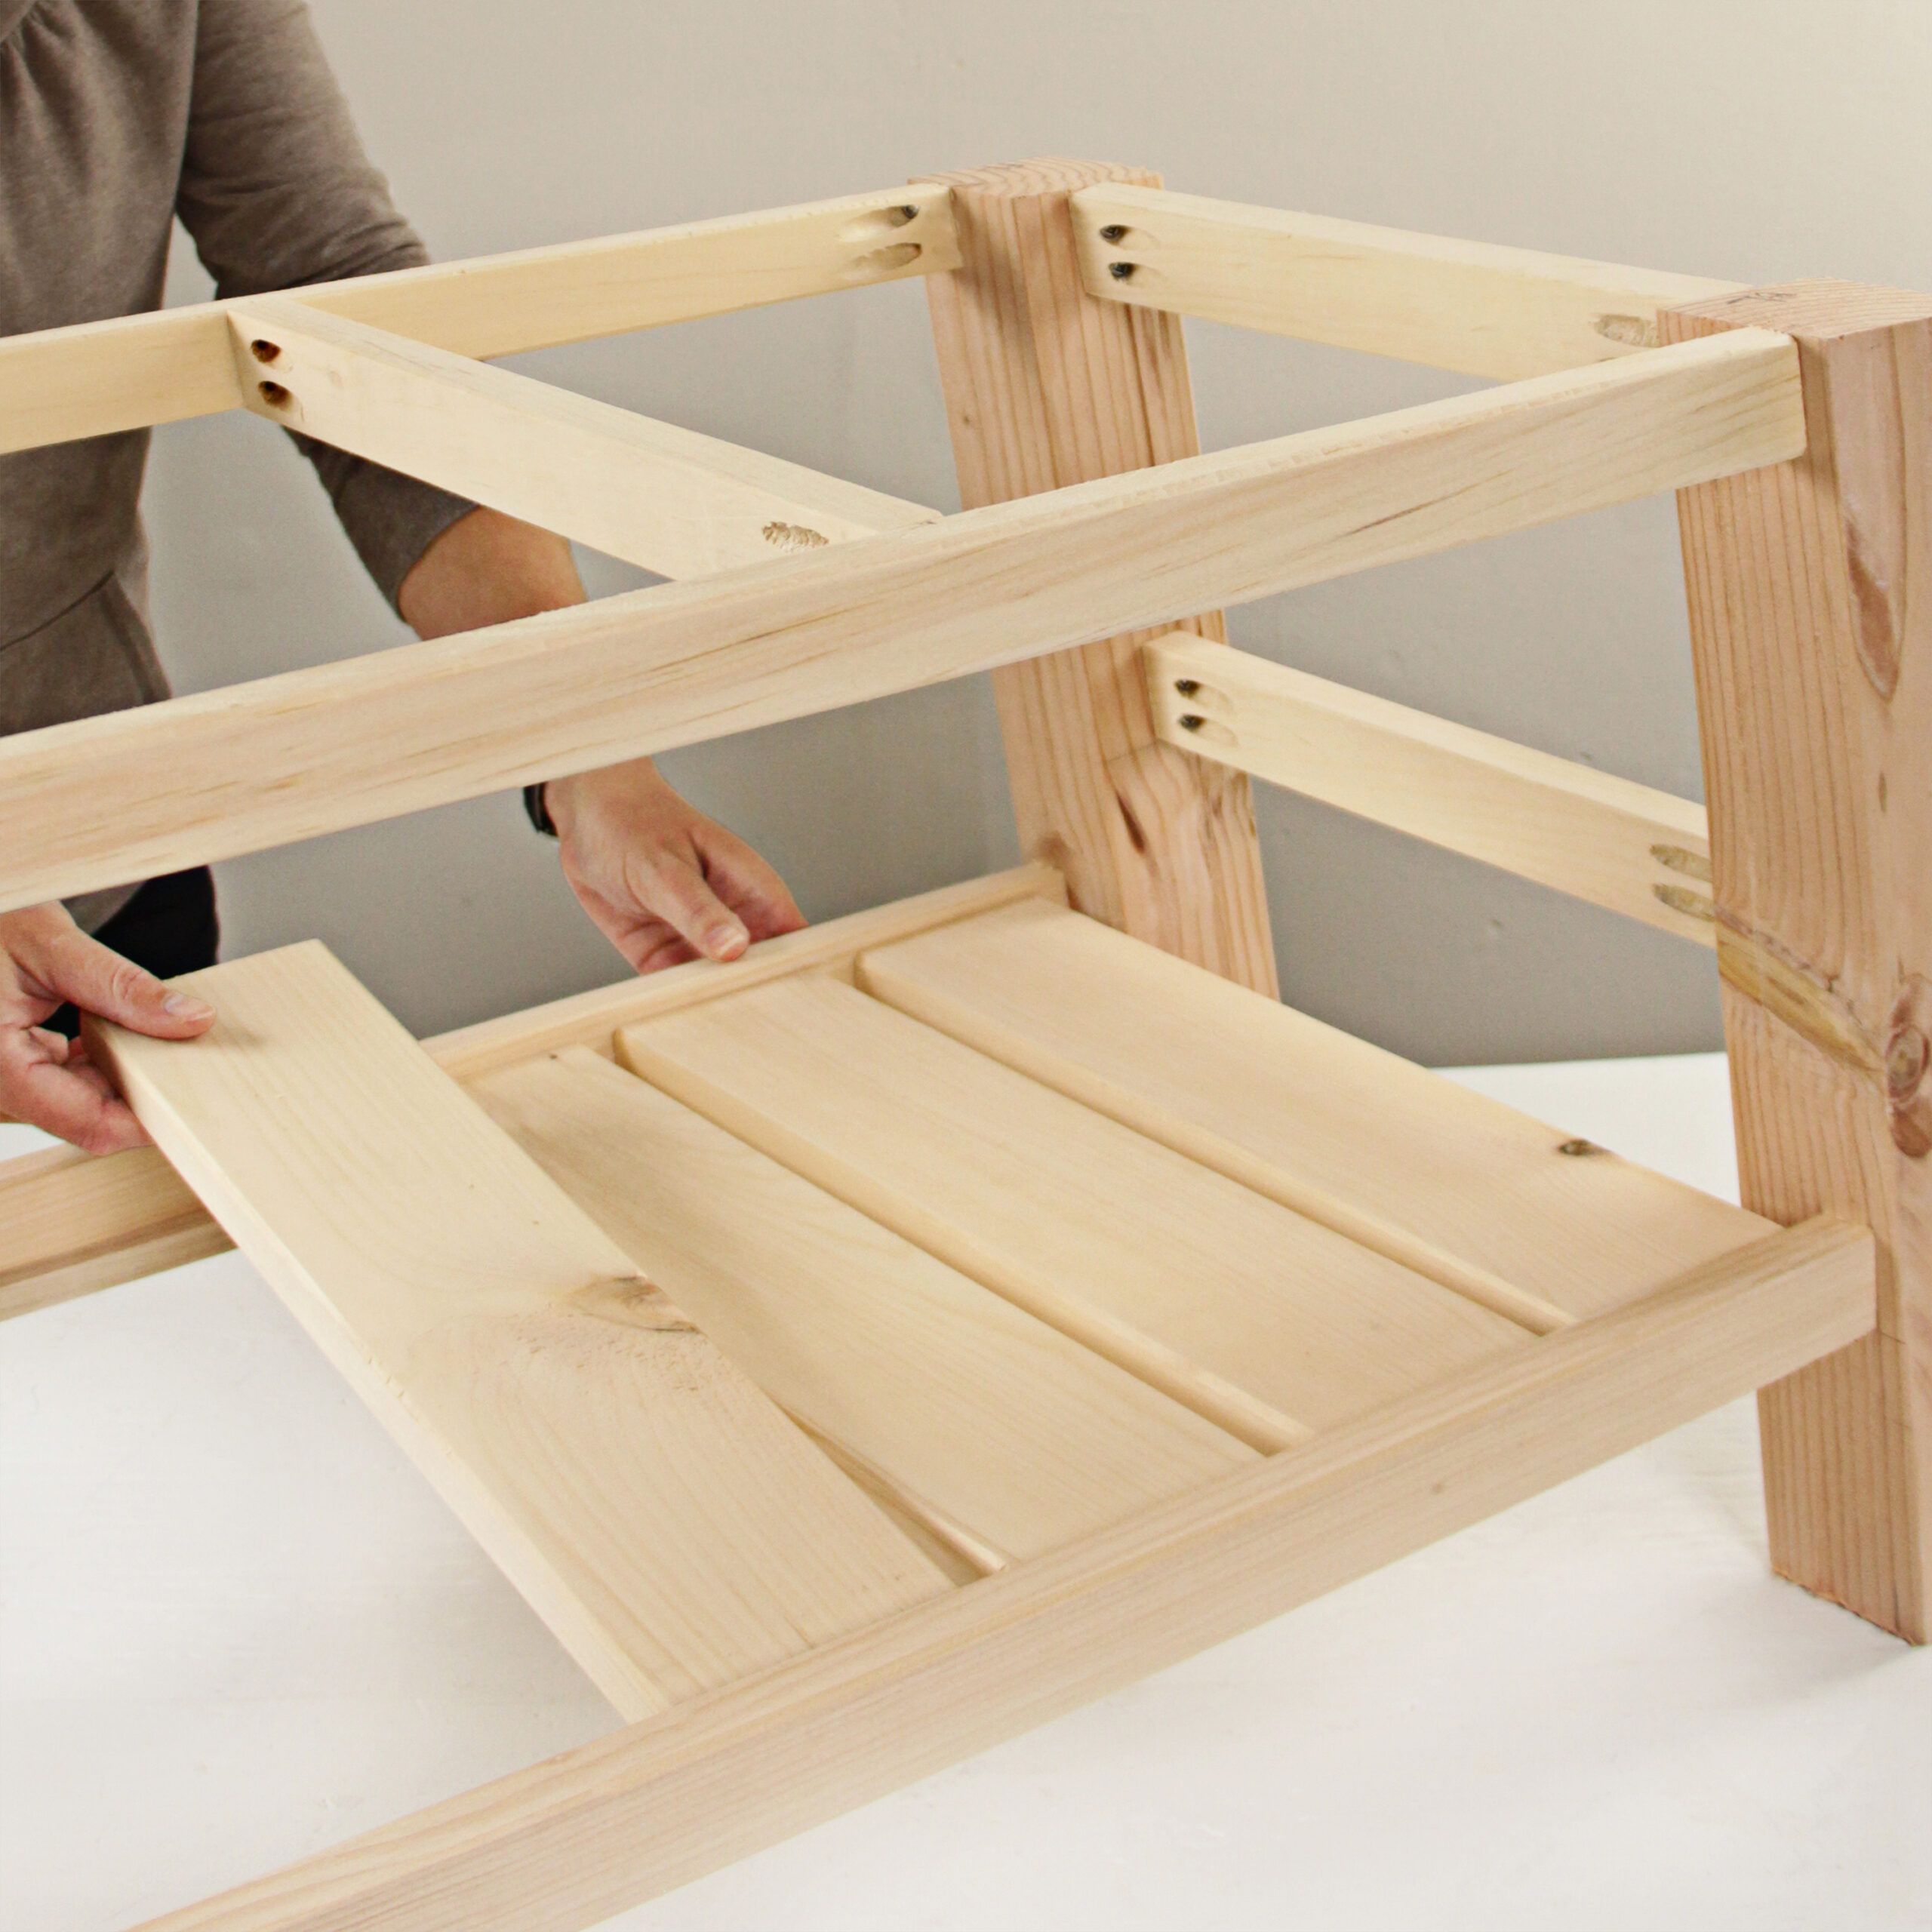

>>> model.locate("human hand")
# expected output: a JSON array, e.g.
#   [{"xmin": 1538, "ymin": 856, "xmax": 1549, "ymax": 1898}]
[
  {"xmin": 0, "ymin": 902, "xmax": 214, "ymax": 1153},
  {"xmin": 544, "ymin": 758, "xmax": 807, "ymax": 974}
]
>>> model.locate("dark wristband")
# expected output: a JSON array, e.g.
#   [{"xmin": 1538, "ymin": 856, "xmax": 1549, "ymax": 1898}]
[{"xmin": 523, "ymin": 782, "xmax": 558, "ymax": 836}]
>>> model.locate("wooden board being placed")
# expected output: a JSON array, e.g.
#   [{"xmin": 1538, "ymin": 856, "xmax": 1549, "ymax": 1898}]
[
  {"xmin": 859, "ymin": 901, "xmax": 1777, "ymax": 1321},
  {"xmin": 88, "ymin": 945, "xmax": 946, "ymax": 1720},
  {"xmin": 474, "ymin": 1049, "xmax": 1252, "ymax": 1570},
  {"xmin": 620, "ymin": 975, "xmax": 1533, "ymax": 1449}
]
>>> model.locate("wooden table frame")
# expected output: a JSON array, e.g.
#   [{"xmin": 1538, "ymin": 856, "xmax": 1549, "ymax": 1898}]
[{"xmin": 0, "ymin": 158, "xmax": 1921, "ymax": 1930}]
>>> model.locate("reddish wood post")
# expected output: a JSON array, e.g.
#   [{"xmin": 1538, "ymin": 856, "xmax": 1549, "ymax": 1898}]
[
  {"xmin": 918, "ymin": 159, "xmax": 1278, "ymax": 995},
  {"xmin": 1663, "ymin": 282, "xmax": 1932, "ymax": 1641}
]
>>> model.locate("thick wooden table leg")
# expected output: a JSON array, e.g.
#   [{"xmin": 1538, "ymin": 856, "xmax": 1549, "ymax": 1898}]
[
  {"xmin": 1664, "ymin": 281, "xmax": 1932, "ymax": 1641},
  {"xmin": 918, "ymin": 159, "xmax": 1278, "ymax": 993}
]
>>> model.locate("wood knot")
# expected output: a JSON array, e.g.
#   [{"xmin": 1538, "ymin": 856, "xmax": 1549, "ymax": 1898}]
[
  {"xmin": 1885, "ymin": 976, "xmax": 1932, "ymax": 1156},
  {"xmin": 1555, "ymin": 1138, "xmax": 1603, "ymax": 1157}
]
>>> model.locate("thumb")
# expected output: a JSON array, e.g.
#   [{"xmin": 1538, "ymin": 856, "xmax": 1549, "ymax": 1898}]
[{"xmin": 37, "ymin": 927, "xmax": 215, "ymax": 1038}]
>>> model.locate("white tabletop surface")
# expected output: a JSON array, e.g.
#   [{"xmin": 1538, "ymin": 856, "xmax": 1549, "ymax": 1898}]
[{"xmin": 2, "ymin": 1051, "xmax": 1927, "ymax": 1930}]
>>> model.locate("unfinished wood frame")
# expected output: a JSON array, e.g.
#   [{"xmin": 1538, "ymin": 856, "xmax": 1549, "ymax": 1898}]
[{"xmin": 0, "ymin": 157, "xmax": 1913, "ymax": 1932}]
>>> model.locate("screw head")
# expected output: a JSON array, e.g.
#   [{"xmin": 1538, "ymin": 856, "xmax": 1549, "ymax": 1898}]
[
  {"xmin": 1098, "ymin": 224, "xmax": 1129, "ymax": 243},
  {"xmin": 1177, "ymin": 713, "xmax": 1206, "ymax": 732},
  {"xmin": 1174, "ymin": 678, "xmax": 1201, "ymax": 697},
  {"xmin": 1107, "ymin": 260, "xmax": 1136, "ymax": 281}
]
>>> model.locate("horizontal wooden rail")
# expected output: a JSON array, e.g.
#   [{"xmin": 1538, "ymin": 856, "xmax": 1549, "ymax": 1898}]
[
  {"xmin": 1072, "ymin": 183, "xmax": 1742, "ymax": 381},
  {"xmin": 133, "ymin": 1217, "xmax": 1872, "ymax": 1932},
  {"xmin": 1146, "ymin": 632, "xmax": 1715, "ymax": 943},
  {"xmin": 230, "ymin": 298, "xmax": 937, "ymax": 579},
  {"xmin": 0, "ymin": 329, "xmax": 1803, "ymax": 917},
  {"xmin": 0, "ymin": 185, "xmax": 959, "ymax": 457},
  {"xmin": 0, "ymin": 866, "xmax": 1067, "ymax": 1324}
]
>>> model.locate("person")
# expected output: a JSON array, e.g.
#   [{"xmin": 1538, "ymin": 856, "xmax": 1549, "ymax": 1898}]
[{"xmin": 0, "ymin": 0, "xmax": 806, "ymax": 1157}]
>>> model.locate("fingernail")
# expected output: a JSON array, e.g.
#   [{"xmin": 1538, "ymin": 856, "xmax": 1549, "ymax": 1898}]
[
  {"xmin": 706, "ymin": 922, "xmax": 749, "ymax": 957},
  {"xmin": 164, "ymin": 992, "xmax": 214, "ymax": 1021}
]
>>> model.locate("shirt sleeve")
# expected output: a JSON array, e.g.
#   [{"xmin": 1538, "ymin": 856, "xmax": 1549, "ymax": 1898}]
[{"xmin": 175, "ymin": 0, "xmax": 475, "ymax": 610}]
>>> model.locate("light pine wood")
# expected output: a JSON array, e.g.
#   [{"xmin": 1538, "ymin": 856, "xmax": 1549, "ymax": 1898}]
[
  {"xmin": 0, "ymin": 185, "xmax": 959, "ymax": 457},
  {"xmin": 0, "ymin": 328, "xmax": 1802, "ymax": 916},
  {"xmin": 1072, "ymin": 183, "xmax": 1740, "ymax": 381},
  {"xmin": 0, "ymin": 1143, "xmax": 223, "ymax": 1322},
  {"xmin": 134, "ymin": 1219, "xmax": 1873, "ymax": 1932},
  {"xmin": 473, "ymin": 1047, "xmax": 1254, "ymax": 1565},
  {"xmin": 229, "ymin": 299, "xmax": 937, "ymax": 579},
  {"xmin": 620, "ymin": 974, "xmax": 1535, "ymax": 1446},
  {"xmin": 860, "ymin": 900, "xmax": 1779, "ymax": 1322},
  {"xmin": 0, "ymin": 866, "xmax": 1066, "ymax": 1324},
  {"xmin": 1663, "ymin": 279, "xmax": 1932, "ymax": 1642},
  {"xmin": 85, "ymin": 943, "xmax": 946, "ymax": 1718},
  {"xmin": 919, "ymin": 158, "xmax": 1277, "ymax": 992},
  {"xmin": 1145, "ymin": 630, "xmax": 1715, "ymax": 943}
]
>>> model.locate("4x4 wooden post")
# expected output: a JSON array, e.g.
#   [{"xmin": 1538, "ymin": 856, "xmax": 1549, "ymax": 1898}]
[
  {"xmin": 918, "ymin": 159, "xmax": 1278, "ymax": 993},
  {"xmin": 1665, "ymin": 282, "xmax": 1932, "ymax": 1641}
]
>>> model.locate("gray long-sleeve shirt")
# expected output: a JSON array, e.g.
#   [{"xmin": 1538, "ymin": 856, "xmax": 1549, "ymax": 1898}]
[{"xmin": 1, "ymin": 0, "xmax": 474, "ymax": 923}]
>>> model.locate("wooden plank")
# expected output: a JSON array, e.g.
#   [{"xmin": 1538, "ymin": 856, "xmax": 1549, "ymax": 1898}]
[
  {"xmin": 134, "ymin": 1219, "xmax": 1873, "ymax": 1932},
  {"xmin": 0, "ymin": 185, "xmax": 958, "ymax": 457},
  {"xmin": 85, "ymin": 943, "xmax": 946, "ymax": 1720},
  {"xmin": 1664, "ymin": 278, "xmax": 1932, "ymax": 1642},
  {"xmin": 1072, "ymin": 183, "xmax": 1740, "ymax": 380},
  {"xmin": 0, "ymin": 866, "xmax": 1066, "ymax": 1324},
  {"xmin": 1145, "ymin": 630, "xmax": 1715, "ymax": 944},
  {"xmin": 229, "ymin": 299, "xmax": 936, "ymax": 579},
  {"xmin": 473, "ymin": 1048, "xmax": 1254, "ymax": 1565},
  {"xmin": 920, "ymin": 158, "xmax": 1277, "ymax": 992},
  {"xmin": 859, "ymin": 900, "xmax": 1778, "ymax": 1322},
  {"xmin": 0, "ymin": 328, "xmax": 1804, "ymax": 918},
  {"xmin": 620, "ymin": 974, "xmax": 1539, "ymax": 1448}
]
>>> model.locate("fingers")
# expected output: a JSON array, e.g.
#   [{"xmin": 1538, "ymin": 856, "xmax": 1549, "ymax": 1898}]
[
  {"xmin": 0, "ymin": 1027, "xmax": 149, "ymax": 1155},
  {"xmin": 627, "ymin": 853, "xmax": 751, "ymax": 963},
  {"xmin": 699, "ymin": 829, "xmax": 808, "ymax": 945},
  {"xmin": 26, "ymin": 923, "xmax": 214, "ymax": 1039}
]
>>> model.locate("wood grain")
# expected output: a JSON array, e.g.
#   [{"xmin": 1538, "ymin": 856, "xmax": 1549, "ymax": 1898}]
[
  {"xmin": 229, "ymin": 299, "xmax": 936, "ymax": 579},
  {"xmin": 474, "ymin": 1048, "xmax": 1253, "ymax": 1566},
  {"xmin": 86, "ymin": 944, "xmax": 947, "ymax": 1718},
  {"xmin": 1145, "ymin": 629, "xmax": 1715, "ymax": 943},
  {"xmin": 0, "ymin": 328, "xmax": 1803, "ymax": 917},
  {"xmin": 1072, "ymin": 183, "xmax": 1739, "ymax": 380},
  {"xmin": 620, "ymin": 973, "xmax": 1533, "ymax": 1446},
  {"xmin": 0, "ymin": 866, "xmax": 1066, "ymax": 1324},
  {"xmin": 0, "ymin": 185, "xmax": 959, "ymax": 456},
  {"xmin": 860, "ymin": 900, "xmax": 1779, "ymax": 1323},
  {"xmin": 134, "ymin": 1218, "xmax": 1872, "ymax": 1932},
  {"xmin": 1664, "ymin": 278, "xmax": 1932, "ymax": 1640},
  {"xmin": 920, "ymin": 158, "xmax": 1278, "ymax": 993}
]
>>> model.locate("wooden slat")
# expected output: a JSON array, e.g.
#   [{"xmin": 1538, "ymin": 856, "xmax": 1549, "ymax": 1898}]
[
  {"xmin": 85, "ymin": 943, "xmax": 946, "ymax": 1720},
  {"xmin": 134, "ymin": 1218, "xmax": 1873, "ymax": 1932},
  {"xmin": 0, "ymin": 329, "xmax": 1804, "ymax": 917},
  {"xmin": 1145, "ymin": 630, "xmax": 1715, "ymax": 943},
  {"xmin": 620, "ymin": 974, "xmax": 1538, "ymax": 1448},
  {"xmin": 473, "ymin": 1048, "xmax": 1254, "ymax": 1566},
  {"xmin": 1665, "ymin": 279, "xmax": 1932, "ymax": 1641},
  {"xmin": 0, "ymin": 185, "xmax": 958, "ymax": 457},
  {"xmin": 920, "ymin": 158, "xmax": 1277, "ymax": 992},
  {"xmin": 229, "ymin": 299, "xmax": 936, "ymax": 579},
  {"xmin": 858, "ymin": 900, "xmax": 1778, "ymax": 1321},
  {"xmin": 1072, "ymin": 183, "xmax": 1740, "ymax": 380},
  {"xmin": 0, "ymin": 866, "xmax": 1066, "ymax": 1324}
]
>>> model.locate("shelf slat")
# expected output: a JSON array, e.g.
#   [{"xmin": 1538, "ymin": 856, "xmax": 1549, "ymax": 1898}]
[
  {"xmin": 620, "ymin": 974, "xmax": 1534, "ymax": 1448},
  {"xmin": 476, "ymin": 1048, "xmax": 1254, "ymax": 1567},
  {"xmin": 858, "ymin": 900, "xmax": 1777, "ymax": 1320},
  {"xmin": 88, "ymin": 945, "xmax": 948, "ymax": 1721}
]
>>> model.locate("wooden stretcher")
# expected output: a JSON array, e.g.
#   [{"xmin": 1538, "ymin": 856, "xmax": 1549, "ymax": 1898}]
[{"xmin": 0, "ymin": 158, "xmax": 1924, "ymax": 1930}]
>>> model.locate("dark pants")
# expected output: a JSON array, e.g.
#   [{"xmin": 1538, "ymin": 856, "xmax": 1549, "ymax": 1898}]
[{"xmin": 49, "ymin": 866, "xmax": 220, "ymax": 1037}]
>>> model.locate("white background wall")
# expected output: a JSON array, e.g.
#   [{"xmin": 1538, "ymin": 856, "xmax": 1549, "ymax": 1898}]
[{"xmin": 146, "ymin": 0, "xmax": 1932, "ymax": 1056}]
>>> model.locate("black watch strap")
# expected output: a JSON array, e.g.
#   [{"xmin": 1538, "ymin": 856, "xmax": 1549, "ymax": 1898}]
[{"xmin": 523, "ymin": 782, "xmax": 558, "ymax": 836}]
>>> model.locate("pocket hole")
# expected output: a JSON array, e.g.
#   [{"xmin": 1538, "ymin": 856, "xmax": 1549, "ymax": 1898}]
[
  {"xmin": 249, "ymin": 339, "xmax": 281, "ymax": 364},
  {"xmin": 257, "ymin": 380, "xmax": 292, "ymax": 408},
  {"xmin": 846, "ymin": 242, "xmax": 922, "ymax": 278}
]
